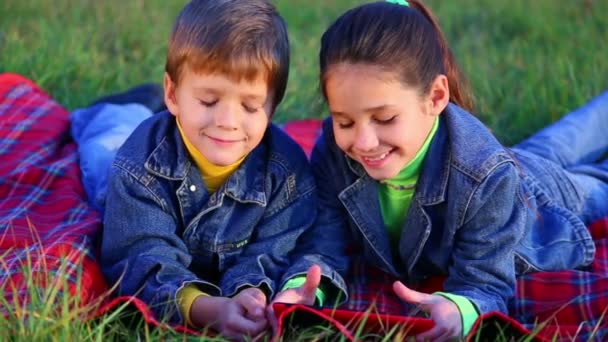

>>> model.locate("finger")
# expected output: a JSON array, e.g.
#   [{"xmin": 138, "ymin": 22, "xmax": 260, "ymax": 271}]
[
  {"xmin": 238, "ymin": 292, "xmax": 267, "ymax": 319},
  {"xmin": 434, "ymin": 329, "xmax": 458, "ymax": 342},
  {"xmin": 416, "ymin": 326, "xmax": 446, "ymax": 342},
  {"xmin": 393, "ymin": 281, "xmax": 431, "ymax": 306},
  {"xmin": 226, "ymin": 313, "xmax": 268, "ymax": 337},
  {"xmin": 242, "ymin": 287, "xmax": 268, "ymax": 304},
  {"xmin": 266, "ymin": 304, "xmax": 279, "ymax": 337},
  {"xmin": 251, "ymin": 330, "xmax": 269, "ymax": 342},
  {"xmin": 250, "ymin": 287, "xmax": 268, "ymax": 304},
  {"xmin": 301, "ymin": 265, "xmax": 322, "ymax": 300}
]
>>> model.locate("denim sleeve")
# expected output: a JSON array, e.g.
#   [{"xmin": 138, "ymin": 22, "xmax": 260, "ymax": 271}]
[
  {"xmin": 444, "ymin": 162, "xmax": 526, "ymax": 314},
  {"xmin": 101, "ymin": 165, "xmax": 219, "ymax": 324},
  {"xmin": 280, "ymin": 134, "xmax": 351, "ymax": 305}
]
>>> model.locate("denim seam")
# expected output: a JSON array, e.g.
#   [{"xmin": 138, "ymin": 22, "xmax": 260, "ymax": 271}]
[
  {"xmin": 112, "ymin": 163, "xmax": 168, "ymax": 212},
  {"xmin": 224, "ymin": 278, "xmax": 274, "ymax": 299},
  {"xmin": 460, "ymin": 161, "xmax": 515, "ymax": 227},
  {"xmin": 451, "ymin": 153, "xmax": 513, "ymax": 183},
  {"xmin": 264, "ymin": 183, "xmax": 315, "ymax": 218},
  {"xmin": 144, "ymin": 136, "xmax": 188, "ymax": 181}
]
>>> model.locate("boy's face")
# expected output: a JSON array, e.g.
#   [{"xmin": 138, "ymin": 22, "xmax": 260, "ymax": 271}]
[{"xmin": 164, "ymin": 66, "xmax": 272, "ymax": 166}]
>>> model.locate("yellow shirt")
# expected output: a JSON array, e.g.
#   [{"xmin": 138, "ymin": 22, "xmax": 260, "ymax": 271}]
[
  {"xmin": 175, "ymin": 118, "xmax": 244, "ymax": 326},
  {"xmin": 176, "ymin": 119, "xmax": 244, "ymax": 193}
]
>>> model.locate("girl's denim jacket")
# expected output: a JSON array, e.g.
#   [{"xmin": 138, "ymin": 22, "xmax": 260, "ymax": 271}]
[
  {"xmin": 100, "ymin": 112, "xmax": 346, "ymax": 323},
  {"xmin": 304, "ymin": 103, "xmax": 595, "ymax": 315}
]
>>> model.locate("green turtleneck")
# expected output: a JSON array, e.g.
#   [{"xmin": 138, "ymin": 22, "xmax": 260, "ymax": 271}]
[{"xmin": 378, "ymin": 116, "xmax": 479, "ymax": 337}]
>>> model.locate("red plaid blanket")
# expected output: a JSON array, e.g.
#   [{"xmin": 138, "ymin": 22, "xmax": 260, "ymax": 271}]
[
  {"xmin": 1, "ymin": 73, "xmax": 606, "ymax": 340},
  {"xmin": 0, "ymin": 73, "xmax": 107, "ymax": 316}
]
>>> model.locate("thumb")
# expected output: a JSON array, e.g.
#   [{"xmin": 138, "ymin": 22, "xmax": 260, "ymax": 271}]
[
  {"xmin": 393, "ymin": 281, "xmax": 429, "ymax": 306},
  {"xmin": 301, "ymin": 265, "xmax": 322, "ymax": 299},
  {"xmin": 266, "ymin": 303, "xmax": 279, "ymax": 337}
]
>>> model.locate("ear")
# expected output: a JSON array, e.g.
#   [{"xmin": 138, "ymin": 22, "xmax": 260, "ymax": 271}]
[
  {"xmin": 425, "ymin": 74, "xmax": 450, "ymax": 116},
  {"xmin": 163, "ymin": 72, "xmax": 179, "ymax": 117}
]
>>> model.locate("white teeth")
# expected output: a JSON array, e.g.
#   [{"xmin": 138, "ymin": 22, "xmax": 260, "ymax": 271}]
[{"xmin": 364, "ymin": 152, "xmax": 389, "ymax": 161}]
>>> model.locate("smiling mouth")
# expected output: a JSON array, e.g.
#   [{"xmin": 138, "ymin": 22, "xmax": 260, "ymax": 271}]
[
  {"xmin": 205, "ymin": 135, "xmax": 243, "ymax": 144},
  {"xmin": 360, "ymin": 148, "xmax": 394, "ymax": 161},
  {"xmin": 362, "ymin": 151, "xmax": 390, "ymax": 162}
]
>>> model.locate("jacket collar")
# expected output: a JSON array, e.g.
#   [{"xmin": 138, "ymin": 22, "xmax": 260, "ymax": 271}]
[
  {"xmin": 144, "ymin": 116, "xmax": 267, "ymax": 206},
  {"xmin": 338, "ymin": 114, "xmax": 450, "ymax": 277},
  {"xmin": 343, "ymin": 112, "xmax": 451, "ymax": 207}
]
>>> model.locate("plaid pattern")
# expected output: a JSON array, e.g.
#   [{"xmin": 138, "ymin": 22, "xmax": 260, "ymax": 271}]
[
  {"xmin": 282, "ymin": 115, "xmax": 608, "ymax": 341},
  {"xmin": 513, "ymin": 219, "xmax": 608, "ymax": 341},
  {"xmin": 0, "ymin": 73, "xmax": 106, "ymax": 315},
  {"xmin": 339, "ymin": 222, "xmax": 608, "ymax": 341},
  {"xmin": 1, "ymin": 74, "xmax": 606, "ymax": 340}
]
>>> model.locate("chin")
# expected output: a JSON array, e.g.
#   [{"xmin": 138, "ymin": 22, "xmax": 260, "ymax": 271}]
[
  {"xmin": 206, "ymin": 155, "xmax": 238, "ymax": 167},
  {"xmin": 364, "ymin": 168, "xmax": 399, "ymax": 181}
]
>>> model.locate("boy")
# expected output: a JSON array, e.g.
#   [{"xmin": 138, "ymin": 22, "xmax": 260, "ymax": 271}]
[{"xmin": 100, "ymin": 0, "xmax": 346, "ymax": 338}]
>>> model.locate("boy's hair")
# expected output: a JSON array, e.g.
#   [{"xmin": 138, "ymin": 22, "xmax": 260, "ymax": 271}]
[
  {"xmin": 165, "ymin": 0, "xmax": 290, "ymax": 112},
  {"xmin": 320, "ymin": 0, "xmax": 473, "ymax": 111}
]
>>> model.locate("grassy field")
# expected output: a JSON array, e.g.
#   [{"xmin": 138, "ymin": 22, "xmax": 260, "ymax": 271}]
[
  {"xmin": 1, "ymin": 0, "xmax": 608, "ymax": 341},
  {"xmin": 2, "ymin": 0, "xmax": 607, "ymax": 144}
]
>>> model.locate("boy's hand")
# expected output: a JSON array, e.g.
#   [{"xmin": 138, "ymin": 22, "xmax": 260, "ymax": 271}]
[
  {"xmin": 393, "ymin": 281, "xmax": 461, "ymax": 342},
  {"xmin": 272, "ymin": 264, "xmax": 321, "ymax": 305},
  {"xmin": 191, "ymin": 288, "xmax": 268, "ymax": 340}
]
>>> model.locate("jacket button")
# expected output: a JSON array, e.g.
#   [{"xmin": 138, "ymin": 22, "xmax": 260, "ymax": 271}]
[{"xmin": 189, "ymin": 185, "xmax": 196, "ymax": 192}]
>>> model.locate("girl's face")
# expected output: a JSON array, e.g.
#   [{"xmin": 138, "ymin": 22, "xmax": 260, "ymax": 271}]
[{"xmin": 324, "ymin": 63, "xmax": 449, "ymax": 180}]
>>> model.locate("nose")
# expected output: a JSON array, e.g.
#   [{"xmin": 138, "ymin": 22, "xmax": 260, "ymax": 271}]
[
  {"xmin": 353, "ymin": 124, "xmax": 379, "ymax": 151},
  {"xmin": 214, "ymin": 103, "xmax": 239, "ymax": 130}
]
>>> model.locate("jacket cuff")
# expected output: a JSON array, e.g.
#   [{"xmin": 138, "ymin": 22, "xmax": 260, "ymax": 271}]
[
  {"xmin": 281, "ymin": 276, "xmax": 327, "ymax": 306},
  {"xmin": 222, "ymin": 276, "xmax": 274, "ymax": 300},
  {"xmin": 434, "ymin": 292, "xmax": 480, "ymax": 337}
]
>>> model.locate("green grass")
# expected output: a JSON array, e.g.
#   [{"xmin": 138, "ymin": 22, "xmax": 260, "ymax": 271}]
[
  {"xmin": 1, "ymin": 0, "xmax": 607, "ymax": 340},
  {"xmin": 2, "ymin": 0, "xmax": 607, "ymax": 144}
]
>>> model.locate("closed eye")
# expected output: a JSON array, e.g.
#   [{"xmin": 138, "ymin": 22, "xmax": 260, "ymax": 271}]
[
  {"xmin": 337, "ymin": 121, "xmax": 354, "ymax": 129},
  {"xmin": 199, "ymin": 99, "xmax": 218, "ymax": 107},
  {"xmin": 243, "ymin": 104, "xmax": 260, "ymax": 114},
  {"xmin": 375, "ymin": 115, "xmax": 397, "ymax": 125}
]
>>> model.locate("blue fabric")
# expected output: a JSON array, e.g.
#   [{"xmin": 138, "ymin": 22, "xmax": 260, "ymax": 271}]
[
  {"xmin": 70, "ymin": 103, "xmax": 153, "ymax": 214},
  {"xmin": 99, "ymin": 111, "xmax": 347, "ymax": 324},
  {"xmin": 300, "ymin": 93, "xmax": 608, "ymax": 316}
]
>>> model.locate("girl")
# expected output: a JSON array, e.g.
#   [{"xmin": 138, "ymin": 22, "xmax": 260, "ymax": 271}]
[{"xmin": 297, "ymin": 0, "xmax": 608, "ymax": 340}]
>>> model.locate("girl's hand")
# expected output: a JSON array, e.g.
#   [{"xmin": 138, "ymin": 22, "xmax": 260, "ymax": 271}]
[
  {"xmin": 272, "ymin": 264, "xmax": 321, "ymax": 305},
  {"xmin": 393, "ymin": 281, "xmax": 462, "ymax": 342},
  {"xmin": 191, "ymin": 288, "xmax": 268, "ymax": 340},
  {"xmin": 266, "ymin": 265, "xmax": 322, "ymax": 336}
]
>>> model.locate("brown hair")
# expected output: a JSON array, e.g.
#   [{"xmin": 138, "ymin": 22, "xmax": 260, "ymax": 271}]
[
  {"xmin": 320, "ymin": 0, "xmax": 473, "ymax": 111},
  {"xmin": 165, "ymin": 0, "xmax": 290, "ymax": 111}
]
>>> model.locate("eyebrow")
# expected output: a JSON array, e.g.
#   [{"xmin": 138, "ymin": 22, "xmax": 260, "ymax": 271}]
[
  {"xmin": 192, "ymin": 86, "xmax": 221, "ymax": 95},
  {"xmin": 331, "ymin": 104, "xmax": 391, "ymax": 117},
  {"xmin": 241, "ymin": 94, "xmax": 267, "ymax": 102},
  {"xmin": 192, "ymin": 87, "xmax": 266, "ymax": 102}
]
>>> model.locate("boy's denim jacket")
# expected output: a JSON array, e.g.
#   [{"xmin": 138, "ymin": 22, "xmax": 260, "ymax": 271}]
[
  {"xmin": 305, "ymin": 103, "xmax": 595, "ymax": 315},
  {"xmin": 100, "ymin": 112, "xmax": 346, "ymax": 323}
]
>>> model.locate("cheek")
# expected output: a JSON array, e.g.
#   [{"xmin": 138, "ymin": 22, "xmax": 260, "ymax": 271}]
[
  {"xmin": 333, "ymin": 129, "xmax": 352, "ymax": 152},
  {"xmin": 246, "ymin": 115, "xmax": 269, "ymax": 140}
]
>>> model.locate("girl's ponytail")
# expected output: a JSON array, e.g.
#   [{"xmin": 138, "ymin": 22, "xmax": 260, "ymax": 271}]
[
  {"xmin": 320, "ymin": 0, "xmax": 474, "ymax": 112},
  {"xmin": 408, "ymin": 0, "xmax": 474, "ymax": 111}
]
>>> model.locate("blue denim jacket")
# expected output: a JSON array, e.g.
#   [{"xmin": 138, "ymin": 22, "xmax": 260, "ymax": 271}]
[
  {"xmin": 100, "ymin": 111, "xmax": 345, "ymax": 323},
  {"xmin": 306, "ymin": 103, "xmax": 596, "ymax": 315}
]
